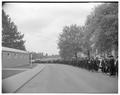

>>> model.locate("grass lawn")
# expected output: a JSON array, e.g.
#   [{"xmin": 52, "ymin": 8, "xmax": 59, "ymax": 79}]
[
  {"xmin": 13, "ymin": 63, "xmax": 38, "ymax": 69},
  {"xmin": 2, "ymin": 70, "xmax": 25, "ymax": 79},
  {"xmin": 2, "ymin": 64, "xmax": 38, "ymax": 79}
]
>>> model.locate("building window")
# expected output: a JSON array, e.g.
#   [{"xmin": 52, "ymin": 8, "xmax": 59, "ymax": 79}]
[
  {"xmin": 7, "ymin": 53, "xmax": 10, "ymax": 56},
  {"xmin": 7, "ymin": 52, "xmax": 11, "ymax": 58}
]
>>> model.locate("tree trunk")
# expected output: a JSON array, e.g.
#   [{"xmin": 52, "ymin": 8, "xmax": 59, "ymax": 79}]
[
  {"xmin": 87, "ymin": 49, "xmax": 90, "ymax": 59},
  {"xmin": 75, "ymin": 52, "xmax": 78, "ymax": 61}
]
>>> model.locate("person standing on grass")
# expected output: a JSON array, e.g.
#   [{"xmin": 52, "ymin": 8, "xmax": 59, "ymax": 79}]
[
  {"xmin": 115, "ymin": 56, "xmax": 118, "ymax": 76},
  {"xmin": 109, "ymin": 56, "xmax": 116, "ymax": 76},
  {"xmin": 101, "ymin": 58, "xmax": 106, "ymax": 73},
  {"xmin": 98, "ymin": 57, "xmax": 102, "ymax": 72},
  {"xmin": 95, "ymin": 57, "xmax": 100, "ymax": 71}
]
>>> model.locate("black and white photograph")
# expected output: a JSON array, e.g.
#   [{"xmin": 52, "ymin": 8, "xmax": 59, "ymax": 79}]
[{"xmin": 2, "ymin": 1, "xmax": 118, "ymax": 93}]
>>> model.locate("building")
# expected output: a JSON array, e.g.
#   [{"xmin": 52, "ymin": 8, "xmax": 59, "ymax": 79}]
[{"xmin": 2, "ymin": 47, "xmax": 30, "ymax": 68}]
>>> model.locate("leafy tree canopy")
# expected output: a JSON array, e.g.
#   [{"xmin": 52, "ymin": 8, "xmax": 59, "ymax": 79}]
[
  {"xmin": 84, "ymin": 3, "xmax": 118, "ymax": 54},
  {"xmin": 2, "ymin": 10, "xmax": 26, "ymax": 50},
  {"xmin": 58, "ymin": 24, "xmax": 84, "ymax": 60}
]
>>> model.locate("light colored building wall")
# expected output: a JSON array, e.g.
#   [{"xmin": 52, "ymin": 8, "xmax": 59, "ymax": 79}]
[{"xmin": 2, "ymin": 47, "xmax": 30, "ymax": 68}]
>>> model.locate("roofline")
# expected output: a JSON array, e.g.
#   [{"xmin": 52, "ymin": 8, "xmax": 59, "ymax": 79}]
[{"xmin": 2, "ymin": 47, "xmax": 29, "ymax": 54}]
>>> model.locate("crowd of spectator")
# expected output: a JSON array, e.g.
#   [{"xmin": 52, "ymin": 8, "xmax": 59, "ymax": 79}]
[{"xmin": 33, "ymin": 55, "xmax": 118, "ymax": 76}]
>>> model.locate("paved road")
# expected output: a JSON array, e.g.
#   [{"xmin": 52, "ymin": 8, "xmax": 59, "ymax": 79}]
[{"xmin": 16, "ymin": 64, "xmax": 118, "ymax": 93}]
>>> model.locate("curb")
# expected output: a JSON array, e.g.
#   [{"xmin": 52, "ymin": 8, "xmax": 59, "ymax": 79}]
[{"xmin": 2, "ymin": 64, "xmax": 45, "ymax": 93}]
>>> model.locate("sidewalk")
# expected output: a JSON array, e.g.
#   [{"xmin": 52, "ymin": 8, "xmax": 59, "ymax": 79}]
[{"xmin": 2, "ymin": 64, "xmax": 45, "ymax": 93}]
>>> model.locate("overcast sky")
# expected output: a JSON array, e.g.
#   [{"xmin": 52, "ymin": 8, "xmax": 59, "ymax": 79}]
[{"xmin": 3, "ymin": 3, "xmax": 101, "ymax": 55}]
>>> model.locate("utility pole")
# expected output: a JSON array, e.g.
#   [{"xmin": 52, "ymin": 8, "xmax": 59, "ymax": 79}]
[{"xmin": 30, "ymin": 53, "xmax": 32, "ymax": 67}]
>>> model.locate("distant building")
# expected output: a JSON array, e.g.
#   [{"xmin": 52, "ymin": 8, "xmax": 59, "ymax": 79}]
[
  {"xmin": 31, "ymin": 52, "xmax": 44, "ymax": 60},
  {"xmin": 2, "ymin": 47, "xmax": 30, "ymax": 68}
]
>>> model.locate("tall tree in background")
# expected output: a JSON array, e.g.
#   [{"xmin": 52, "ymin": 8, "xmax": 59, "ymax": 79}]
[
  {"xmin": 58, "ymin": 24, "xmax": 84, "ymax": 60},
  {"xmin": 58, "ymin": 3, "xmax": 118, "ymax": 59},
  {"xmin": 2, "ymin": 10, "xmax": 26, "ymax": 50},
  {"xmin": 84, "ymin": 3, "xmax": 118, "ymax": 56}
]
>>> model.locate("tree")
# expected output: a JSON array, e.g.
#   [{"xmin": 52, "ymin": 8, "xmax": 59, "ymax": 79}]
[
  {"xmin": 58, "ymin": 24, "xmax": 84, "ymax": 60},
  {"xmin": 2, "ymin": 10, "xmax": 26, "ymax": 50},
  {"xmin": 84, "ymin": 3, "xmax": 118, "ymax": 56}
]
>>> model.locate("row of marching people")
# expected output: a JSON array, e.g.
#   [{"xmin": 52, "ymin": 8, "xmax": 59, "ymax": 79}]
[
  {"xmin": 98, "ymin": 56, "xmax": 118, "ymax": 76},
  {"xmin": 72, "ymin": 55, "xmax": 118, "ymax": 76}
]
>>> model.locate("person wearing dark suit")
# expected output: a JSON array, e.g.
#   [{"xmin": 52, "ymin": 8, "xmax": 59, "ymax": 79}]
[{"xmin": 109, "ymin": 56, "xmax": 116, "ymax": 76}]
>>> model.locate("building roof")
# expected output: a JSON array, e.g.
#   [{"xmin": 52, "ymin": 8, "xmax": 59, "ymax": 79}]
[{"xmin": 2, "ymin": 47, "xmax": 28, "ymax": 54}]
